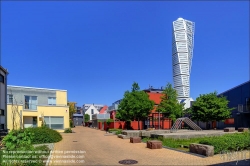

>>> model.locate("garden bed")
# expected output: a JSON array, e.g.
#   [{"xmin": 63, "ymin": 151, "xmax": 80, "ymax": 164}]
[{"xmin": 142, "ymin": 131, "xmax": 250, "ymax": 155}]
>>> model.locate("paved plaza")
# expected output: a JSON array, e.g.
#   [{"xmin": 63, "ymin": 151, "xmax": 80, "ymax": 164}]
[{"xmin": 49, "ymin": 127, "xmax": 250, "ymax": 165}]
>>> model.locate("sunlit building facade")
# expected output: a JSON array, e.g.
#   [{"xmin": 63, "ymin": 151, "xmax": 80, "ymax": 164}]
[{"xmin": 172, "ymin": 17, "xmax": 195, "ymax": 100}]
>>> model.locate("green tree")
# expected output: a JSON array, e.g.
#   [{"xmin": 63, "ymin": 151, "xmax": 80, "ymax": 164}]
[
  {"xmin": 156, "ymin": 83, "xmax": 184, "ymax": 122},
  {"xmin": 116, "ymin": 82, "xmax": 154, "ymax": 130},
  {"xmin": 84, "ymin": 114, "xmax": 90, "ymax": 122},
  {"xmin": 68, "ymin": 102, "xmax": 76, "ymax": 119},
  {"xmin": 188, "ymin": 91, "xmax": 233, "ymax": 128}
]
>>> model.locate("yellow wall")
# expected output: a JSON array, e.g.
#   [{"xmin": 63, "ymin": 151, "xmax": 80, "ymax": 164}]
[
  {"xmin": 7, "ymin": 104, "xmax": 69, "ymax": 132},
  {"xmin": 56, "ymin": 91, "xmax": 67, "ymax": 106},
  {"xmin": 7, "ymin": 104, "xmax": 23, "ymax": 131}
]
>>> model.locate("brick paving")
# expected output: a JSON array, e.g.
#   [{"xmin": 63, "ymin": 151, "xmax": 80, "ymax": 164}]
[{"xmin": 49, "ymin": 127, "xmax": 250, "ymax": 165}]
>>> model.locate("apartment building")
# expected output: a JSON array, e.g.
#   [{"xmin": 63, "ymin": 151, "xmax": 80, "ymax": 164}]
[
  {"xmin": 0, "ymin": 66, "xmax": 8, "ymax": 130},
  {"xmin": 7, "ymin": 85, "xmax": 69, "ymax": 132}
]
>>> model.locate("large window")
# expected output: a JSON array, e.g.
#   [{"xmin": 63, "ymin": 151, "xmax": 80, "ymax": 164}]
[
  {"xmin": 7, "ymin": 94, "xmax": 13, "ymax": 104},
  {"xmin": 24, "ymin": 96, "xmax": 37, "ymax": 110},
  {"xmin": 48, "ymin": 97, "xmax": 56, "ymax": 105},
  {"xmin": 0, "ymin": 74, "xmax": 4, "ymax": 83},
  {"xmin": 44, "ymin": 116, "xmax": 64, "ymax": 129},
  {"xmin": 0, "ymin": 109, "xmax": 4, "ymax": 115},
  {"xmin": 247, "ymin": 98, "xmax": 250, "ymax": 111}
]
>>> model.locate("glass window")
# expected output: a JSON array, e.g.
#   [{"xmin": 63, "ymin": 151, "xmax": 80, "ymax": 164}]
[
  {"xmin": 91, "ymin": 109, "xmax": 94, "ymax": 114},
  {"xmin": 246, "ymin": 98, "xmax": 250, "ymax": 111},
  {"xmin": 24, "ymin": 96, "xmax": 37, "ymax": 110},
  {"xmin": 44, "ymin": 116, "xmax": 64, "ymax": 129},
  {"xmin": 7, "ymin": 94, "xmax": 13, "ymax": 104},
  {"xmin": 0, "ymin": 74, "xmax": 4, "ymax": 83},
  {"xmin": 0, "ymin": 109, "xmax": 4, "ymax": 115},
  {"xmin": 48, "ymin": 97, "xmax": 56, "ymax": 105}
]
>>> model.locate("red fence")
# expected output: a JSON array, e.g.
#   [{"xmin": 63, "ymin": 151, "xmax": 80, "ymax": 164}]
[{"xmin": 98, "ymin": 120, "xmax": 172, "ymax": 130}]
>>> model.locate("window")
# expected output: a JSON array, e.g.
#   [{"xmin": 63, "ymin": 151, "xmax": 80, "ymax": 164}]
[
  {"xmin": 91, "ymin": 109, "xmax": 94, "ymax": 114},
  {"xmin": 246, "ymin": 98, "xmax": 250, "ymax": 111},
  {"xmin": 44, "ymin": 116, "xmax": 64, "ymax": 129},
  {"xmin": 0, "ymin": 109, "xmax": 4, "ymax": 115},
  {"xmin": 0, "ymin": 124, "xmax": 4, "ymax": 129},
  {"xmin": 7, "ymin": 94, "xmax": 13, "ymax": 104},
  {"xmin": 24, "ymin": 96, "xmax": 37, "ymax": 110},
  {"xmin": 48, "ymin": 97, "xmax": 56, "ymax": 105},
  {"xmin": 0, "ymin": 74, "xmax": 4, "ymax": 83}
]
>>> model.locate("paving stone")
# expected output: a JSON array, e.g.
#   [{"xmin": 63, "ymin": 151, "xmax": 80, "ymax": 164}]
[{"xmin": 49, "ymin": 127, "xmax": 250, "ymax": 165}]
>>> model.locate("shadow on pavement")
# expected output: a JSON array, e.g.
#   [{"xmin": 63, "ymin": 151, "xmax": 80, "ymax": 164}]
[{"xmin": 210, "ymin": 159, "xmax": 250, "ymax": 166}]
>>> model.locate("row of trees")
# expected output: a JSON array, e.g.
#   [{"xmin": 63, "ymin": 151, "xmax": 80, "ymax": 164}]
[{"xmin": 116, "ymin": 82, "xmax": 233, "ymax": 129}]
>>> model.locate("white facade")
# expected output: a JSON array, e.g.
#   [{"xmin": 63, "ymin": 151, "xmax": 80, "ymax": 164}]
[
  {"xmin": 84, "ymin": 104, "xmax": 101, "ymax": 121},
  {"xmin": 172, "ymin": 17, "xmax": 195, "ymax": 100}
]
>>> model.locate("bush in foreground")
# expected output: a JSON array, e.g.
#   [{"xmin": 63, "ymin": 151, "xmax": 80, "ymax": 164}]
[
  {"xmin": 26, "ymin": 126, "xmax": 62, "ymax": 144},
  {"xmin": 64, "ymin": 128, "xmax": 73, "ymax": 133}
]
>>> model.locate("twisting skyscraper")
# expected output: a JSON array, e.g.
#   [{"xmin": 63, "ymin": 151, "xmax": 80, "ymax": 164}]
[{"xmin": 172, "ymin": 18, "xmax": 195, "ymax": 100}]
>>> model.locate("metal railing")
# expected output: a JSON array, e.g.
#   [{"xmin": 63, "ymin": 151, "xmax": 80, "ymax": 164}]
[{"xmin": 170, "ymin": 117, "xmax": 202, "ymax": 133}]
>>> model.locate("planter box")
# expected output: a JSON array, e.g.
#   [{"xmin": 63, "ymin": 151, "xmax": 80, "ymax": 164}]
[
  {"xmin": 130, "ymin": 137, "xmax": 141, "ymax": 143},
  {"xmin": 224, "ymin": 127, "xmax": 235, "ymax": 132},
  {"xmin": 238, "ymin": 128, "xmax": 249, "ymax": 132},
  {"xmin": 147, "ymin": 140, "xmax": 162, "ymax": 149}
]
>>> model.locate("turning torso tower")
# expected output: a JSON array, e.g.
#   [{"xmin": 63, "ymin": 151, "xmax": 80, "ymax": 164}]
[{"xmin": 172, "ymin": 18, "xmax": 195, "ymax": 100}]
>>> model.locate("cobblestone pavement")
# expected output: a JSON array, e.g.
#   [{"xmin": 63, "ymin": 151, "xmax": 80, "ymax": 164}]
[{"xmin": 49, "ymin": 127, "xmax": 250, "ymax": 165}]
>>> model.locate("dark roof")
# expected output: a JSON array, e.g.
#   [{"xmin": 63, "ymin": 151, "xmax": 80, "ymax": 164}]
[
  {"xmin": 73, "ymin": 114, "xmax": 83, "ymax": 117},
  {"xmin": 143, "ymin": 88, "xmax": 164, "ymax": 93},
  {"xmin": 218, "ymin": 80, "xmax": 250, "ymax": 95},
  {"xmin": 0, "ymin": 66, "xmax": 8, "ymax": 74}
]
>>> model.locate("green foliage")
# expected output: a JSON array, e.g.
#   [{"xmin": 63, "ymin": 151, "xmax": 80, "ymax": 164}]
[
  {"xmin": 142, "ymin": 132, "xmax": 250, "ymax": 155},
  {"xmin": 106, "ymin": 119, "xmax": 114, "ymax": 126},
  {"xmin": 199, "ymin": 132, "xmax": 250, "ymax": 154},
  {"xmin": 0, "ymin": 145, "xmax": 50, "ymax": 166},
  {"xmin": 188, "ymin": 92, "xmax": 233, "ymax": 122},
  {"xmin": 156, "ymin": 83, "xmax": 184, "ymax": 121},
  {"xmin": 108, "ymin": 128, "xmax": 121, "ymax": 132},
  {"xmin": 115, "ymin": 130, "xmax": 122, "ymax": 135},
  {"xmin": 84, "ymin": 114, "xmax": 90, "ymax": 122},
  {"xmin": 69, "ymin": 119, "xmax": 74, "ymax": 128},
  {"xmin": 116, "ymin": 82, "xmax": 154, "ymax": 129},
  {"xmin": 2, "ymin": 129, "xmax": 34, "ymax": 151},
  {"xmin": 64, "ymin": 128, "xmax": 73, "ymax": 133},
  {"xmin": 26, "ymin": 127, "xmax": 62, "ymax": 144},
  {"xmin": 68, "ymin": 102, "xmax": 76, "ymax": 119}
]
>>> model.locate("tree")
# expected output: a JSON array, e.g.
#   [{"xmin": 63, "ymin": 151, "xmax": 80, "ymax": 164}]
[
  {"xmin": 156, "ymin": 83, "xmax": 184, "ymax": 122},
  {"xmin": 68, "ymin": 102, "xmax": 76, "ymax": 119},
  {"xmin": 116, "ymin": 82, "xmax": 154, "ymax": 130},
  {"xmin": 188, "ymin": 91, "xmax": 233, "ymax": 128},
  {"xmin": 84, "ymin": 114, "xmax": 90, "ymax": 122}
]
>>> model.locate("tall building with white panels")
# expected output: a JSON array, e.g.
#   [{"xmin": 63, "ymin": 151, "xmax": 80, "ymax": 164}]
[{"xmin": 172, "ymin": 17, "xmax": 195, "ymax": 101}]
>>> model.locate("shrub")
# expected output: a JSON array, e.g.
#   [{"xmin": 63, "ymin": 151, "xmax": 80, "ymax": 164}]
[
  {"xmin": 2, "ymin": 129, "xmax": 34, "ymax": 151},
  {"xmin": 199, "ymin": 132, "xmax": 250, "ymax": 154},
  {"xmin": 64, "ymin": 128, "xmax": 73, "ymax": 133},
  {"xmin": 26, "ymin": 127, "xmax": 62, "ymax": 144},
  {"xmin": 70, "ymin": 120, "xmax": 74, "ymax": 128},
  {"xmin": 0, "ymin": 145, "xmax": 50, "ymax": 166},
  {"xmin": 115, "ymin": 130, "xmax": 122, "ymax": 135},
  {"xmin": 106, "ymin": 119, "xmax": 114, "ymax": 126}
]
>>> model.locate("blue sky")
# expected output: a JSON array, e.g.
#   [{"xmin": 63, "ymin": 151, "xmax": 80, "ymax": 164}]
[{"xmin": 2, "ymin": 1, "xmax": 249, "ymax": 106}]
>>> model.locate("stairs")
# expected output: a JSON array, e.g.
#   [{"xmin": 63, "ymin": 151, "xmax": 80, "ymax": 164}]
[{"xmin": 170, "ymin": 117, "xmax": 202, "ymax": 133}]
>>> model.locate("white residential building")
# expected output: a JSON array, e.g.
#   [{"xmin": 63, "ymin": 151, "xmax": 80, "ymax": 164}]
[{"xmin": 83, "ymin": 104, "xmax": 105, "ymax": 121}]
